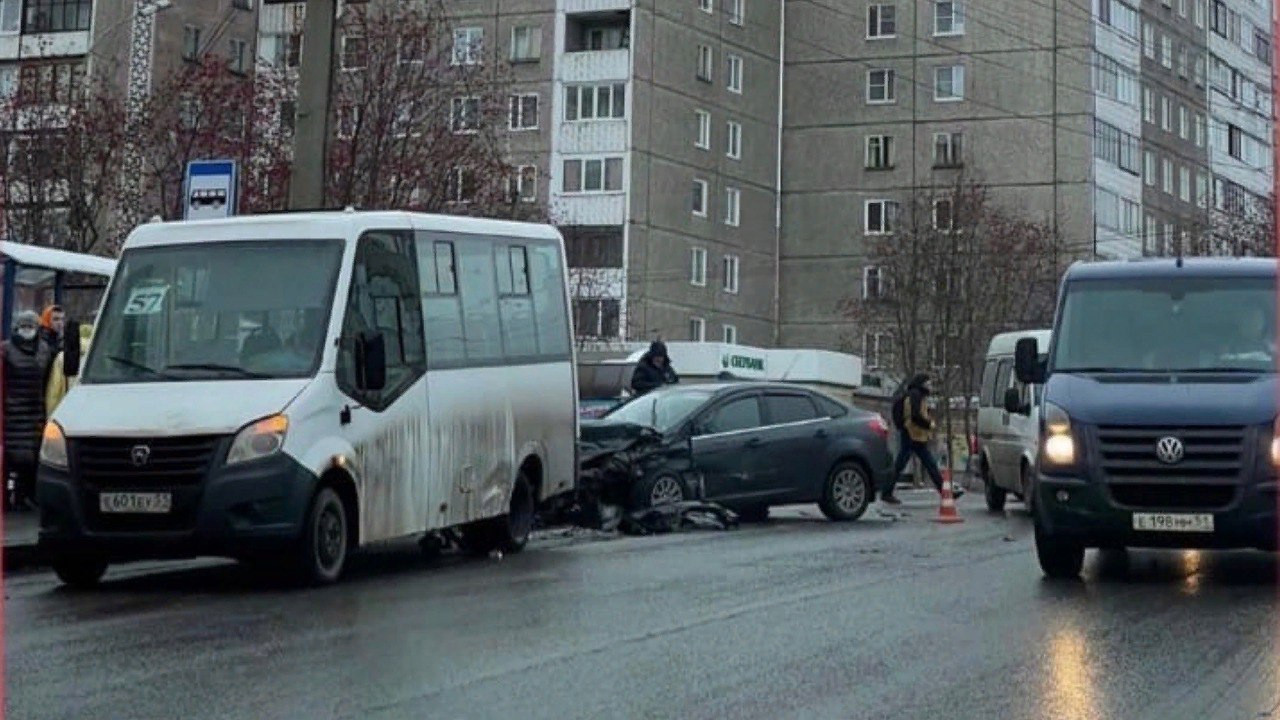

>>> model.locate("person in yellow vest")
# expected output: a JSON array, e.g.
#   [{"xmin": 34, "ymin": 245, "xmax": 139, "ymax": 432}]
[
  {"xmin": 45, "ymin": 323, "xmax": 93, "ymax": 416},
  {"xmin": 881, "ymin": 373, "xmax": 963, "ymax": 506}
]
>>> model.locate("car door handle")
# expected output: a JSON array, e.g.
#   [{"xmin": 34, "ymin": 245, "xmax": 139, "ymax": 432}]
[{"xmin": 745, "ymin": 438, "xmax": 764, "ymax": 449}]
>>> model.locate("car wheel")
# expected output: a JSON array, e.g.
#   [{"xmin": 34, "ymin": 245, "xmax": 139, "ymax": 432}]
[
  {"xmin": 1035, "ymin": 523, "xmax": 1084, "ymax": 579},
  {"xmin": 819, "ymin": 461, "xmax": 872, "ymax": 522},
  {"xmin": 630, "ymin": 473, "xmax": 687, "ymax": 509},
  {"xmin": 737, "ymin": 504, "xmax": 770, "ymax": 523},
  {"xmin": 984, "ymin": 465, "xmax": 1007, "ymax": 513},
  {"xmin": 295, "ymin": 486, "xmax": 349, "ymax": 585},
  {"xmin": 461, "ymin": 472, "xmax": 536, "ymax": 555},
  {"xmin": 52, "ymin": 555, "xmax": 108, "ymax": 589},
  {"xmin": 1021, "ymin": 464, "xmax": 1036, "ymax": 513}
]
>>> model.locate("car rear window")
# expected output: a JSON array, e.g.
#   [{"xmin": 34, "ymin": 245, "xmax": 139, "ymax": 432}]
[
  {"xmin": 766, "ymin": 394, "xmax": 819, "ymax": 424},
  {"xmin": 816, "ymin": 395, "xmax": 849, "ymax": 418}
]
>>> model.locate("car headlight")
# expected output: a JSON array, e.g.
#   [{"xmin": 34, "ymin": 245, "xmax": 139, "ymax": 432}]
[
  {"xmin": 226, "ymin": 414, "xmax": 289, "ymax": 466},
  {"xmin": 1270, "ymin": 419, "xmax": 1280, "ymax": 467},
  {"xmin": 40, "ymin": 421, "xmax": 68, "ymax": 470},
  {"xmin": 1041, "ymin": 402, "xmax": 1075, "ymax": 466}
]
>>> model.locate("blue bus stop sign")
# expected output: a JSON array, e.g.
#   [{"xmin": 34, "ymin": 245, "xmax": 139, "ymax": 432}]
[{"xmin": 183, "ymin": 160, "xmax": 238, "ymax": 221}]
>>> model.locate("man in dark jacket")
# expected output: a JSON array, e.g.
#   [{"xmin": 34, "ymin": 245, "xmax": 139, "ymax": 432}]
[
  {"xmin": 630, "ymin": 341, "xmax": 679, "ymax": 396},
  {"xmin": 883, "ymin": 372, "xmax": 962, "ymax": 505},
  {"xmin": 4, "ymin": 311, "xmax": 53, "ymax": 509}
]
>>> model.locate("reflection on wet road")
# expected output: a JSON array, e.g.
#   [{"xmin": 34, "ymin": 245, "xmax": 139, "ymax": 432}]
[{"xmin": 6, "ymin": 497, "xmax": 1279, "ymax": 719}]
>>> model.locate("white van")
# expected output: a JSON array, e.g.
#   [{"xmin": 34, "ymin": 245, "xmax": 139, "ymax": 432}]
[
  {"xmin": 37, "ymin": 211, "xmax": 578, "ymax": 586},
  {"xmin": 976, "ymin": 329, "xmax": 1049, "ymax": 512}
]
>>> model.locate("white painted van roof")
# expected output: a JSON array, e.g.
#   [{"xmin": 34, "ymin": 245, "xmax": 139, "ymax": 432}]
[
  {"xmin": 123, "ymin": 210, "xmax": 563, "ymax": 250},
  {"xmin": 986, "ymin": 329, "xmax": 1051, "ymax": 357}
]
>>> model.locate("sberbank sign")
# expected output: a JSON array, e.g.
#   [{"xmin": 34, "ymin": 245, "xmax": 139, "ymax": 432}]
[{"xmin": 722, "ymin": 353, "xmax": 766, "ymax": 372}]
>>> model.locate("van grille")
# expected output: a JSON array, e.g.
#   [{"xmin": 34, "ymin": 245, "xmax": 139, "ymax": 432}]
[
  {"xmin": 1096, "ymin": 425, "xmax": 1245, "ymax": 482},
  {"xmin": 1108, "ymin": 484, "xmax": 1237, "ymax": 510},
  {"xmin": 74, "ymin": 436, "xmax": 224, "ymax": 489}
]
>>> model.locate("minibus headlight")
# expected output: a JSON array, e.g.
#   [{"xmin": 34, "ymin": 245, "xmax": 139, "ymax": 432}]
[
  {"xmin": 227, "ymin": 414, "xmax": 289, "ymax": 466},
  {"xmin": 1270, "ymin": 418, "xmax": 1280, "ymax": 467},
  {"xmin": 40, "ymin": 421, "xmax": 68, "ymax": 470},
  {"xmin": 1041, "ymin": 402, "xmax": 1075, "ymax": 466}
]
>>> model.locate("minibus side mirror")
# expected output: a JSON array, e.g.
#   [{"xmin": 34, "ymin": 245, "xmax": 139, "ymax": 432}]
[
  {"xmin": 355, "ymin": 331, "xmax": 387, "ymax": 392},
  {"xmin": 63, "ymin": 320, "xmax": 82, "ymax": 378},
  {"xmin": 1014, "ymin": 338, "xmax": 1044, "ymax": 384},
  {"xmin": 1003, "ymin": 387, "xmax": 1025, "ymax": 415}
]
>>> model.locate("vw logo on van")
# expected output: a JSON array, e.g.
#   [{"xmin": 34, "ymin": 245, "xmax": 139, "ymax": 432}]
[
  {"xmin": 130, "ymin": 445, "xmax": 152, "ymax": 467},
  {"xmin": 1155, "ymin": 436, "xmax": 1185, "ymax": 465}
]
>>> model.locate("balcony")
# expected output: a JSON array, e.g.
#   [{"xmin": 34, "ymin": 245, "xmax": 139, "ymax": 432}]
[{"xmin": 563, "ymin": 0, "xmax": 630, "ymax": 13}]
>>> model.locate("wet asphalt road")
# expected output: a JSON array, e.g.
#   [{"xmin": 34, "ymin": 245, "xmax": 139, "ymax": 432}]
[{"xmin": 7, "ymin": 492, "xmax": 1280, "ymax": 720}]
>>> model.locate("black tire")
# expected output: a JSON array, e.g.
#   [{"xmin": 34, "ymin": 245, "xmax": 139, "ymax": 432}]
[
  {"xmin": 461, "ymin": 473, "xmax": 536, "ymax": 555},
  {"xmin": 629, "ymin": 473, "xmax": 687, "ymax": 510},
  {"xmin": 737, "ymin": 504, "xmax": 770, "ymax": 523},
  {"xmin": 984, "ymin": 465, "xmax": 1007, "ymax": 513},
  {"xmin": 819, "ymin": 461, "xmax": 873, "ymax": 522},
  {"xmin": 1021, "ymin": 463, "xmax": 1036, "ymax": 513},
  {"xmin": 295, "ymin": 486, "xmax": 349, "ymax": 586},
  {"xmin": 1035, "ymin": 523, "xmax": 1085, "ymax": 579},
  {"xmin": 52, "ymin": 555, "xmax": 108, "ymax": 589}
]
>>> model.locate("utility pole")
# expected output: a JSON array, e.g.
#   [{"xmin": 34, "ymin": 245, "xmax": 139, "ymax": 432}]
[{"xmin": 285, "ymin": 0, "xmax": 337, "ymax": 210}]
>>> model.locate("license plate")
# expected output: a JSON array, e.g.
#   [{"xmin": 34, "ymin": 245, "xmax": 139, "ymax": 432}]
[
  {"xmin": 99, "ymin": 492, "xmax": 172, "ymax": 514},
  {"xmin": 1132, "ymin": 512, "xmax": 1214, "ymax": 533}
]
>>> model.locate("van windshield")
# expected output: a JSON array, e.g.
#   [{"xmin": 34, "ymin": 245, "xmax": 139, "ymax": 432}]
[
  {"xmin": 82, "ymin": 240, "xmax": 345, "ymax": 384},
  {"xmin": 1052, "ymin": 276, "xmax": 1276, "ymax": 374}
]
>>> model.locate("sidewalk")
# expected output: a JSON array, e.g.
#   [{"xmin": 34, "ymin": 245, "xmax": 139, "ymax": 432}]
[{"xmin": 3, "ymin": 510, "xmax": 42, "ymax": 571}]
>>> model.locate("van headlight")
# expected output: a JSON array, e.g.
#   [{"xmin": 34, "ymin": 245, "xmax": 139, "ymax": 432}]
[
  {"xmin": 226, "ymin": 414, "xmax": 289, "ymax": 466},
  {"xmin": 1041, "ymin": 402, "xmax": 1076, "ymax": 467},
  {"xmin": 40, "ymin": 421, "xmax": 69, "ymax": 470},
  {"xmin": 1270, "ymin": 419, "xmax": 1280, "ymax": 467}
]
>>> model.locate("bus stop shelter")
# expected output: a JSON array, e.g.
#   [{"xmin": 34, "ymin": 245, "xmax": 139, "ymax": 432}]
[{"xmin": 0, "ymin": 241, "xmax": 116, "ymax": 340}]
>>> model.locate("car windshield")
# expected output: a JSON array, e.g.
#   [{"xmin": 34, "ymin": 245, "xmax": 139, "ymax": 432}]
[
  {"xmin": 605, "ymin": 388, "xmax": 713, "ymax": 432},
  {"xmin": 1052, "ymin": 275, "xmax": 1277, "ymax": 374},
  {"xmin": 82, "ymin": 240, "xmax": 345, "ymax": 384}
]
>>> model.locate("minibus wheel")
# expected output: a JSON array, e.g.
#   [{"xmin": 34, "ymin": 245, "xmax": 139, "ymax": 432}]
[
  {"xmin": 297, "ymin": 487, "xmax": 348, "ymax": 585},
  {"xmin": 460, "ymin": 473, "xmax": 535, "ymax": 555},
  {"xmin": 52, "ymin": 555, "xmax": 108, "ymax": 589}
]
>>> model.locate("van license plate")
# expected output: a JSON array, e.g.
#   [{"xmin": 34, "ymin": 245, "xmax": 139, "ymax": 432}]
[
  {"xmin": 1132, "ymin": 513, "xmax": 1213, "ymax": 533},
  {"xmin": 99, "ymin": 492, "xmax": 172, "ymax": 514}
]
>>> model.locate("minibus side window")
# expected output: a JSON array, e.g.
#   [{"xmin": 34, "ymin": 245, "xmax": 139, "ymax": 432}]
[{"xmin": 979, "ymin": 359, "xmax": 999, "ymax": 407}]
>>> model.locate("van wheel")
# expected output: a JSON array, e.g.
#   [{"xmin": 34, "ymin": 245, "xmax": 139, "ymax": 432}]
[
  {"xmin": 52, "ymin": 555, "xmax": 108, "ymax": 589},
  {"xmin": 820, "ymin": 461, "xmax": 872, "ymax": 522},
  {"xmin": 461, "ymin": 473, "xmax": 535, "ymax": 555},
  {"xmin": 295, "ymin": 487, "xmax": 348, "ymax": 585},
  {"xmin": 1021, "ymin": 464, "xmax": 1036, "ymax": 513},
  {"xmin": 984, "ymin": 467, "xmax": 1007, "ymax": 513},
  {"xmin": 1035, "ymin": 523, "xmax": 1084, "ymax": 579}
]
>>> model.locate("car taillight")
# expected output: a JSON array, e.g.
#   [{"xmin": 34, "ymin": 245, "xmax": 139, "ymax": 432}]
[{"xmin": 868, "ymin": 415, "xmax": 889, "ymax": 439}]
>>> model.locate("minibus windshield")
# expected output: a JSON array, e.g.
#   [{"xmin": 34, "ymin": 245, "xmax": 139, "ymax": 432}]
[
  {"xmin": 82, "ymin": 240, "xmax": 345, "ymax": 384},
  {"xmin": 1051, "ymin": 276, "xmax": 1277, "ymax": 375}
]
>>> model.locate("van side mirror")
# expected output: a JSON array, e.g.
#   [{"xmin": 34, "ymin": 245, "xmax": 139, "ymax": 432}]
[
  {"xmin": 63, "ymin": 320, "xmax": 81, "ymax": 378},
  {"xmin": 355, "ymin": 331, "xmax": 387, "ymax": 392},
  {"xmin": 1003, "ymin": 387, "xmax": 1025, "ymax": 415},
  {"xmin": 1014, "ymin": 338, "xmax": 1044, "ymax": 384}
]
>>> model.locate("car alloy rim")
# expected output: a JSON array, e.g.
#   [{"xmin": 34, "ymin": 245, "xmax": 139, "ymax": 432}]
[
  {"xmin": 316, "ymin": 505, "xmax": 345, "ymax": 572},
  {"xmin": 832, "ymin": 469, "xmax": 865, "ymax": 512},
  {"xmin": 650, "ymin": 476, "xmax": 684, "ymax": 505}
]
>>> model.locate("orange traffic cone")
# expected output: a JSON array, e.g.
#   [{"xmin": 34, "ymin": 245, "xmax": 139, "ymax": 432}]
[{"xmin": 933, "ymin": 469, "xmax": 964, "ymax": 524}]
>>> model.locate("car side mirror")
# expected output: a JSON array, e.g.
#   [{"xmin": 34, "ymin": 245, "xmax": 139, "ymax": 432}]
[
  {"xmin": 1014, "ymin": 337, "xmax": 1045, "ymax": 384},
  {"xmin": 355, "ymin": 331, "xmax": 387, "ymax": 392},
  {"xmin": 63, "ymin": 320, "xmax": 81, "ymax": 378},
  {"xmin": 1003, "ymin": 387, "xmax": 1024, "ymax": 414}
]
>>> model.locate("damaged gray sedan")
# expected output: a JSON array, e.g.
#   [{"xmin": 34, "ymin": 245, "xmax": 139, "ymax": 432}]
[{"xmin": 578, "ymin": 383, "xmax": 894, "ymax": 522}]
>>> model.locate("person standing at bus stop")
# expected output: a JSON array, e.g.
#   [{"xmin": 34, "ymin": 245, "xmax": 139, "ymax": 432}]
[
  {"xmin": 3, "ymin": 311, "xmax": 53, "ymax": 510},
  {"xmin": 39, "ymin": 304, "xmax": 64, "ymax": 353},
  {"xmin": 881, "ymin": 373, "xmax": 963, "ymax": 506}
]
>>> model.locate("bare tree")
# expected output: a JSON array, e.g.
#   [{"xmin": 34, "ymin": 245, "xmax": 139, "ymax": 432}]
[{"xmin": 1188, "ymin": 192, "xmax": 1276, "ymax": 258}]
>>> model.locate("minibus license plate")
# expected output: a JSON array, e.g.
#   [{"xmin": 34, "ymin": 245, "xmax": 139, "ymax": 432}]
[
  {"xmin": 1132, "ymin": 513, "xmax": 1213, "ymax": 533},
  {"xmin": 99, "ymin": 492, "xmax": 172, "ymax": 514}
]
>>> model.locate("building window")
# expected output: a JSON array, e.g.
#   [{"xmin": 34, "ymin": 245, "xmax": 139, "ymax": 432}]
[
  {"xmin": 865, "ymin": 200, "xmax": 898, "ymax": 234},
  {"xmin": 724, "ymin": 187, "xmax": 741, "ymax": 226},
  {"xmin": 727, "ymin": 54, "xmax": 744, "ymax": 93},
  {"xmin": 574, "ymin": 299, "xmax": 621, "ymax": 340},
  {"xmin": 690, "ymin": 317, "xmax": 706, "ymax": 342},
  {"xmin": 694, "ymin": 110, "xmax": 711, "ymax": 149},
  {"xmin": 723, "ymin": 324, "xmax": 738, "ymax": 345},
  {"xmin": 1210, "ymin": 0, "xmax": 1227, "ymax": 37},
  {"xmin": 729, "ymin": 0, "xmax": 745, "ymax": 25},
  {"xmin": 341, "ymin": 34, "xmax": 367, "ymax": 70},
  {"xmin": 867, "ymin": 4, "xmax": 896, "ymax": 39},
  {"xmin": 864, "ymin": 332, "xmax": 891, "ymax": 368},
  {"xmin": 697, "ymin": 44, "xmax": 714, "ymax": 81},
  {"xmin": 511, "ymin": 25, "xmax": 542, "ymax": 62},
  {"xmin": 1160, "ymin": 96, "xmax": 1170, "ymax": 131},
  {"xmin": 1143, "ymin": 23, "xmax": 1154, "ymax": 59},
  {"xmin": 1143, "ymin": 150, "xmax": 1156, "ymax": 186},
  {"xmin": 452, "ymin": 27, "xmax": 484, "ymax": 66},
  {"xmin": 692, "ymin": 178, "xmax": 709, "ymax": 216},
  {"xmin": 182, "ymin": 26, "xmax": 201, "ymax": 61},
  {"xmin": 1178, "ymin": 105, "xmax": 1188, "ymax": 140},
  {"xmin": 1195, "ymin": 113, "xmax": 1205, "ymax": 147},
  {"xmin": 1195, "ymin": 173, "xmax": 1208, "ymax": 208},
  {"xmin": 866, "ymin": 135, "xmax": 893, "ymax": 169},
  {"xmin": 722, "ymin": 255, "xmax": 740, "ymax": 294},
  {"xmin": 1254, "ymin": 32, "xmax": 1271, "ymax": 64},
  {"xmin": 933, "ymin": 132, "xmax": 962, "ymax": 167},
  {"xmin": 228, "ymin": 38, "xmax": 249, "ymax": 75},
  {"xmin": 279, "ymin": 99, "xmax": 295, "ymax": 134},
  {"xmin": 1094, "ymin": 52, "xmax": 1138, "ymax": 105},
  {"xmin": 863, "ymin": 266, "xmax": 884, "ymax": 299},
  {"xmin": 337, "ymin": 105, "xmax": 358, "ymax": 138},
  {"xmin": 934, "ymin": 1, "xmax": 964, "ymax": 35},
  {"xmin": 1161, "ymin": 35, "xmax": 1172, "ymax": 69},
  {"xmin": 508, "ymin": 94, "xmax": 538, "ymax": 130},
  {"xmin": 232, "ymin": 0, "xmax": 252, "ymax": 9},
  {"xmin": 1143, "ymin": 88, "xmax": 1154, "ymax": 123},
  {"xmin": 508, "ymin": 165, "xmax": 538, "ymax": 203},
  {"xmin": 1179, "ymin": 166, "xmax": 1191, "ymax": 203},
  {"xmin": 22, "ymin": 0, "xmax": 91, "ymax": 32},
  {"xmin": 699, "ymin": 0, "xmax": 713, "ymax": 14},
  {"xmin": 867, "ymin": 69, "xmax": 895, "ymax": 103},
  {"xmin": 1228, "ymin": 124, "xmax": 1242, "ymax": 159},
  {"xmin": 1093, "ymin": 119, "xmax": 1140, "ymax": 175},
  {"xmin": 726, "ymin": 120, "xmax": 742, "ymax": 159},
  {"xmin": 565, "ymin": 83, "xmax": 626, "ymax": 121},
  {"xmin": 1098, "ymin": 0, "xmax": 1138, "ymax": 37},
  {"xmin": 1162, "ymin": 158, "xmax": 1173, "ymax": 194},
  {"xmin": 563, "ymin": 157, "xmax": 624, "ymax": 193},
  {"xmin": 933, "ymin": 199, "xmax": 954, "ymax": 230},
  {"xmin": 934, "ymin": 65, "xmax": 964, "ymax": 101},
  {"xmin": 1194, "ymin": 0, "xmax": 1205, "ymax": 27},
  {"xmin": 447, "ymin": 167, "xmax": 477, "ymax": 203},
  {"xmin": 691, "ymin": 247, "xmax": 708, "ymax": 286},
  {"xmin": 1178, "ymin": 0, "xmax": 1187, "ymax": 17},
  {"xmin": 451, "ymin": 96, "xmax": 481, "ymax": 133}
]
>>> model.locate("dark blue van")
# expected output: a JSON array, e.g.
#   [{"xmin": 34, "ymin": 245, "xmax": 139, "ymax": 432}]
[{"xmin": 1013, "ymin": 258, "xmax": 1277, "ymax": 578}]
